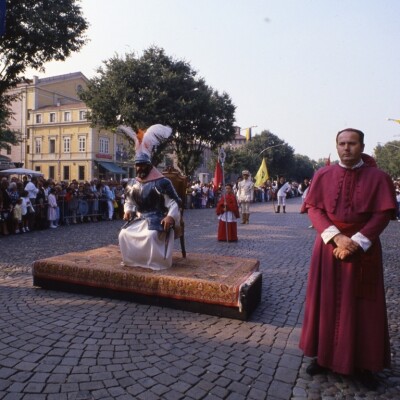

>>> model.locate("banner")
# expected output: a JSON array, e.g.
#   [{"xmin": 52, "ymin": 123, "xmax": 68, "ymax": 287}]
[
  {"xmin": 245, "ymin": 127, "xmax": 252, "ymax": 141},
  {"xmin": 325, "ymin": 154, "xmax": 331, "ymax": 166},
  {"xmin": 254, "ymin": 158, "xmax": 269, "ymax": 186},
  {"xmin": 213, "ymin": 160, "xmax": 223, "ymax": 192}
]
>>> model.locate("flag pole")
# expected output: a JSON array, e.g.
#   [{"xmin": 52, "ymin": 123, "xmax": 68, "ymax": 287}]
[
  {"xmin": 218, "ymin": 147, "xmax": 229, "ymax": 242},
  {"xmin": 271, "ymin": 185, "xmax": 276, "ymax": 213}
]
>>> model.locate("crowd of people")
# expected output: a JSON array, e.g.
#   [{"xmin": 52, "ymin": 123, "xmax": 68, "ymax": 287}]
[
  {"xmin": 2, "ymin": 170, "xmax": 399, "ymax": 237},
  {"xmin": 188, "ymin": 175, "xmax": 310, "ymax": 212},
  {"xmin": 0, "ymin": 175, "xmax": 125, "ymax": 236},
  {"xmin": 189, "ymin": 175, "xmax": 308, "ymax": 210},
  {"xmin": 0, "ymin": 170, "xmax": 315, "ymax": 238}
]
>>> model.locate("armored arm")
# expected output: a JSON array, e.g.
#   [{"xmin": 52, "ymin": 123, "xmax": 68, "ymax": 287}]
[{"xmin": 157, "ymin": 178, "xmax": 182, "ymax": 207}]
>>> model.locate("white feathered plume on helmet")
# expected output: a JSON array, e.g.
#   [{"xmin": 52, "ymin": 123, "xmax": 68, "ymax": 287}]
[{"xmin": 117, "ymin": 124, "xmax": 173, "ymax": 161}]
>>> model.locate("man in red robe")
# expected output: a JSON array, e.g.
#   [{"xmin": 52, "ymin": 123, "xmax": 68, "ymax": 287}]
[
  {"xmin": 216, "ymin": 183, "xmax": 240, "ymax": 241},
  {"xmin": 300, "ymin": 128, "xmax": 397, "ymax": 390}
]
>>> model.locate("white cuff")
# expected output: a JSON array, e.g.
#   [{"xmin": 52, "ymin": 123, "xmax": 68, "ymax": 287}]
[
  {"xmin": 351, "ymin": 232, "xmax": 371, "ymax": 252},
  {"xmin": 321, "ymin": 225, "xmax": 341, "ymax": 244}
]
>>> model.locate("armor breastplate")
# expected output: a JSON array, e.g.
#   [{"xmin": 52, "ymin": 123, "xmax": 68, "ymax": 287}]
[
  {"xmin": 130, "ymin": 180, "xmax": 167, "ymax": 214},
  {"xmin": 126, "ymin": 177, "xmax": 181, "ymax": 231}
]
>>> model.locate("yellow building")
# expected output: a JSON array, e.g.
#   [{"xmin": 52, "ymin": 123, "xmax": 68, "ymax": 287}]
[{"xmin": 4, "ymin": 72, "xmax": 133, "ymax": 181}]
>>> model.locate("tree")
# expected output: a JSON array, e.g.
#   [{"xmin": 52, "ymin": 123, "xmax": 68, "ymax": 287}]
[
  {"xmin": 0, "ymin": 93, "xmax": 20, "ymax": 150},
  {"xmin": 374, "ymin": 141, "xmax": 400, "ymax": 178},
  {"xmin": 0, "ymin": 0, "xmax": 88, "ymax": 147},
  {"xmin": 79, "ymin": 46, "xmax": 236, "ymax": 176},
  {"xmin": 218, "ymin": 130, "xmax": 296, "ymax": 182},
  {"xmin": 288, "ymin": 154, "xmax": 316, "ymax": 182},
  {"xmin": 174, "ymin": 82, "xmax": 236, "ymax": 176}
]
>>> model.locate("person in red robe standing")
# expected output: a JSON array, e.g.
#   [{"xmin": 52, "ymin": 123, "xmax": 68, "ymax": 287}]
[
  {"xmin": 216, "ymin": 183, "xmax": 240, "ymax": 242},
  {"xmin": 299, "ymin": 128, "xmax": 397, "ymax": 391}
]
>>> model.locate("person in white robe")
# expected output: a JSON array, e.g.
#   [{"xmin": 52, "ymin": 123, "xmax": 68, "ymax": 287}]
[{"xmin": 237, "ymin": 170, "xmax": 254, "ymax": 224}]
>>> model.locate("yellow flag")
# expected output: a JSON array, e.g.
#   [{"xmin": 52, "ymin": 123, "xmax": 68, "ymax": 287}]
[
  {"xmin": 254, "ymin": 158, "xmax": 269, "ymax": 186},
  {"xmin": 245, "ymin": 127, "xmax": 251, "ymax": 141}
]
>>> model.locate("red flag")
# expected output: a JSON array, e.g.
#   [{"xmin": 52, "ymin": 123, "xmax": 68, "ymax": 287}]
[
  {"xmin": 213, "ymin": 160, "xmax": 223, "ymax": 192},
  {"xmin": 325, "ymin": 154, "xmax": 331, "ymax": 166}
]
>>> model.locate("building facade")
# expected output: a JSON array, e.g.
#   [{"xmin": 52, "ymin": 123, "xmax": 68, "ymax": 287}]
[{"xmin": 2, "ymin": 72, "xmax": 133, "ymax": 181}]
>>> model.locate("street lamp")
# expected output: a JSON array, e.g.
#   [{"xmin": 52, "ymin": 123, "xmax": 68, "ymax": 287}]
[
  {"xmin": 241, "ymin": 125, "xmax": 258, "ymax": 131},
  {"xmin": 259, "ymin": 143, "xmax": 285, "ymax": 156}
]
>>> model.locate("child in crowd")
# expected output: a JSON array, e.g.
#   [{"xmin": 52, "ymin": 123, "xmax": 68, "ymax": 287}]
[
  {"xmin": 12, "ymin": 198, "xmax": 23, "ymax": 233},
  {"xmin": 47, "ymin": 188, "xmax": 58, "ymax": 228},
  {"xmin": 20, "ymin": 190, "xmax": 34, "ymax": 232}
]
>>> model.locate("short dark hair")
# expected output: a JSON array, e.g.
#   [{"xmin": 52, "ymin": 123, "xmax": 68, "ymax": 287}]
[{"xmin": 336, "ymin": 128, "xmax": 364, "ymax": 145}]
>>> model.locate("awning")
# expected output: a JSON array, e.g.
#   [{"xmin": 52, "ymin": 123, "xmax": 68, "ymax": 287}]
[{"xmin": 98, "ymin": 162, "xmax": 127, "ymax": 174}]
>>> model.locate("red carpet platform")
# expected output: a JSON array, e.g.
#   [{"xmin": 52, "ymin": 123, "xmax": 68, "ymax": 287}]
[{"xmin": 32, "ymin": 245, "xmax": 262, "ymax": 320}]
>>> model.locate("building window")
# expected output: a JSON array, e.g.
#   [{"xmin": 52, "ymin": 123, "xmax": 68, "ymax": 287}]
[
  {"xmin": 99, "ymin": 137, "xmax": 109, "ymax": 154},
  {"xmin": 79, "ymin": 110, "xmax": 87, "ymax": 120},
  {"xmin": 49, "ymin": 112, "xmax": 56, "ymax": 123},
  {"xmin": 49, "ymin": 139, "xmax": 56, "ymax": 154},
  {"xmin": 78, "ymin": 136, "xmax": 86, "ymax": 152},
  {"xmin": 26, "ymin": 129, "xmax": 30, "ymax": 140},
  {"xmin": 78, "ymin": 166, "xmax": 85, "ymax": 181},
  {"xmin": 35, "ymin": 166, "xmax": 41, "ymax": 172},
  {"xmin": 35, "ymin": 138, "xmax": 41, "ymax": 154},
  {"xmin": 35, "ymin": 114, "xmax": 42, "ymax": 124},
  {"xmin": 6, "ymin": 145, "xmax": 11, "ymax": 155},
  {"xmin": 64, "ymin": 111, "xmax": 71, "ymax": 122},
  {"xmin": 63, "ymin": 166, "xmax": 70, "ymax": 181},
  {"xmin": 63, "ymin": 137, "xmax": 70, "ymax": 153},
  {"xmin": 49, "ymin": 166, "xmax": 55, "ymax": 179}
]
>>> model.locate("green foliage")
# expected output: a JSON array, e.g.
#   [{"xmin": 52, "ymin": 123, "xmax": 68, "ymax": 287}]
[
  {"xmin": 288, "ymin": 154, "xmax": 316, "ymax": 182},
  {"xmin": 209, "ymin": 130, "xmax": 318, "ymax": 184},
  {"xmin": 0, "ymin": 0, "xmax": 88, "ymax": 93},
  {"xmin": 219, "ymin": 131, "xmax": 294, "ymax": 180},
  {"xmin": 80, "ymin": 46, "xmax": 236, "ymax": 176},
  {"xmin": 0, "ymin": 92, "xmax": 21, "ymax": 149},
  {"xmin": 0, "ymin": 0, "xmax": 88, "ymax": 92},
  {"xmin": 0, "ymin": 0, "xmax": 88, "ymax": 148},
  {"xmin": 374, "ymin": 141, "xmax": 400, "ymax": 178}
]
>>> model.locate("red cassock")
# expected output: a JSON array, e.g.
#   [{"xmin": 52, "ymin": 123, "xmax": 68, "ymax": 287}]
[
  {"xmin": 300, "ymin": 157, "xmax": 397, "ymax": 375},
  {"xmin": 216, "ymin": 193, "xmax": 240, "ymax": 242}
]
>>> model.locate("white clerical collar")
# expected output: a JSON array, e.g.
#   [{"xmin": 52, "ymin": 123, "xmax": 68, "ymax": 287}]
[{"xmin": 338, "ymin": 159, "xmax": 364, "ymax": 169}]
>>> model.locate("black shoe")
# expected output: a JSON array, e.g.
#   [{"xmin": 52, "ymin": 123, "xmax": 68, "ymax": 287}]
[
  {"xmin": 356, "ymin": 370, "xmax": 379, "ymax": 391},
  {"xmin": 306, "ymin": 360, "xmax": 329, "ymax": 376}
]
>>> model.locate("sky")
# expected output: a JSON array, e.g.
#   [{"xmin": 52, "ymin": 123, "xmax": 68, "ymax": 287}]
[{"xmin": 29, "ymin": 0, "xmax": 400, "ymax": 161}]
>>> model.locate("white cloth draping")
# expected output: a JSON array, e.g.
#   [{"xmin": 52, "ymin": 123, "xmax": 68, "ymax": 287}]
[{"xmin": 118, "ymin": 195, "xmax": 180, "ymax": 270}]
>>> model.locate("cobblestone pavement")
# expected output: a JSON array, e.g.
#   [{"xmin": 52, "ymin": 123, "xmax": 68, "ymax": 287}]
[{"xmin": 0, "ymin": 197, "xmax": 399, "ymax": 400}]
